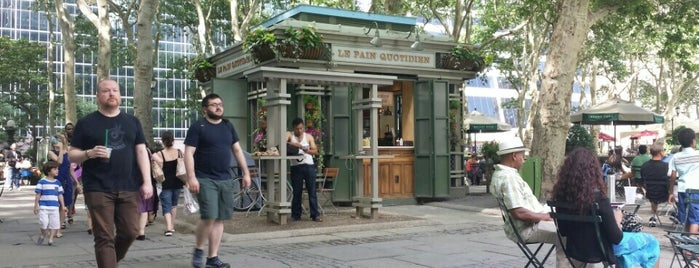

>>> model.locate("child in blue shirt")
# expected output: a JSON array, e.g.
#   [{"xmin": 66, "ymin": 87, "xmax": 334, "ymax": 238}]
[{"xmin": 34, "ymin": 161, "xmax": 64, "ymax": 246}]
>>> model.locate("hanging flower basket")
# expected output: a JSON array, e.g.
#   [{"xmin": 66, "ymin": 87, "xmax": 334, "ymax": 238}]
[
  {"xmin": 194, "ymin": 67, "xmax": 216, "ymax": 82},
  {"xmin": 251, "ymin": 44, "xmax": 276, "ymax": 63}
]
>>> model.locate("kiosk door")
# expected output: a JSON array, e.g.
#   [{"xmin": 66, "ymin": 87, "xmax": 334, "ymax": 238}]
[{"xmin": 414, "ymin": 80, "xmax": 450, "ymax": 198}]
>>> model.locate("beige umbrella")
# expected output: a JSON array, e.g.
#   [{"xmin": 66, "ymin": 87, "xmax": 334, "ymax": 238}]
[
  {"xmin": 464, "ymin": 110, "xmax": 512, "ymax": 152},
  {"xmin": 570, "ymin": 97, "xmax": 664, "ymax": 147}
]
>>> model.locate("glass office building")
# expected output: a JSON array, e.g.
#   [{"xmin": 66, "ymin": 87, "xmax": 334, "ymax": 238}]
[{"xmin": 0, "ymin": 0, "xmax": 195, "ymax": 138}]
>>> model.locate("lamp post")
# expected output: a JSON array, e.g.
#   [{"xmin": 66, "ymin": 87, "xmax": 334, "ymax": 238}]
[{"xmin": 6, "ymin": 119, "xmax": 16, "ymax": 147}]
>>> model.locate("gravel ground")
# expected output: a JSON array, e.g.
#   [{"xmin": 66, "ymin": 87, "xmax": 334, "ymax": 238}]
[{"xmin": 177, "ymin": 207, "xmax": 420, "ymax": 235}]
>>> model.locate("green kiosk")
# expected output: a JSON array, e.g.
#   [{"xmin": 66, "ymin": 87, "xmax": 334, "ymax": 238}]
[{"xmin": 205, "ymin": 5, "xmax": 482, "ymax": 224}]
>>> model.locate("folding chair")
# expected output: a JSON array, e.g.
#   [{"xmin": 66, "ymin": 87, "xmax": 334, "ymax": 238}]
[
  {"xmin": 495, "ymin": 197, "xmax": 555, "ymax": 268},
  {"xmin": 666, "ymin": 231, "xmax": 699, "ymax": 268},
  {"xmin": 547, "ymin": 200, "xmax": 613, "ymax": 268},
  {"xmin": 318, "ymin": 167, "xmax": 339, "ymax": 215}
]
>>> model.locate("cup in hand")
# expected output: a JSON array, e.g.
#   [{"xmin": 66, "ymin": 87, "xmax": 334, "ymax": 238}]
[{"xmin": 102, "ymin": 147, "xmax": 112, "ymax": 163}]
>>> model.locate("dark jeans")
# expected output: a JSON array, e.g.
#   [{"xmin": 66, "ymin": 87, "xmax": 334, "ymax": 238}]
[
  {"xmin": 84, "ymin": 191, "xmax": 140, "ymax": 268},
  {"xmin": 290, "ymin": 164, "xmax": 320, "ymax": 219},
  {"xmin": 9, "ymin": 168, "xmax": 20, "ymax": 189}
]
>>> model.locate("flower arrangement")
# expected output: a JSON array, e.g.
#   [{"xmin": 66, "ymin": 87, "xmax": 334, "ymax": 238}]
[
  {"xmin": 303, "ymin": 95, "xmax": 326, "ymax": 170},
  {"xmin": 251, "ymin": 102, "xmax": 268, "ymax": 153}
]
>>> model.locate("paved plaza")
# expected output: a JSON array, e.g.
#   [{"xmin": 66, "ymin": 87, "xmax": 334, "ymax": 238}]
[{"xmin": 0, "ymin": 185, "xmax": 679, "ymax": 267}]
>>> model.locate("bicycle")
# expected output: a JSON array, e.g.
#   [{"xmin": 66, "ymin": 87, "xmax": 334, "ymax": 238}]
[{"xmin": 231, "ymin": 167, "xmax": 294, "ymax": 216}]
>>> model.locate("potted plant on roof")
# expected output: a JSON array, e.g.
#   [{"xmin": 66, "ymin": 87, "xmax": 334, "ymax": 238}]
[
  {"xmin": 280, "ymin": 25, "xmax": 327, "ymax": 60},
  {"xmin": 441, "ymin": 45, "xmax": 488, "ymax": 72},
  {"xmin": 189, "ymin": 54, "xmax": 216, "ymax": 82},
  {"xmin": 243, "ymin": 28, "xmax": 277, "ymax": 63}
]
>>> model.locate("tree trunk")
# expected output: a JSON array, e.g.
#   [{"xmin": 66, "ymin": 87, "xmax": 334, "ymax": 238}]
[
  {"xmin": 193, "ymin": 0, "xmax": 207, "ymax": 54},
  {"xmin": 134, "ymin": 0, "xmax": 158, "ymax": 148},
  {"xmin": 531, "ymin": 0, "xmax": 591, "ymax": 200},
  {"xmin": 77, "ymin": 0, "xmax": 111, "ymax": 81},
  {"xmin": 42, "ymin": 0, "xmax": 56, "ymax": 136},
  {"xmin": 55, "ymin": 0, "xmax": 77, "ymax": 124}
]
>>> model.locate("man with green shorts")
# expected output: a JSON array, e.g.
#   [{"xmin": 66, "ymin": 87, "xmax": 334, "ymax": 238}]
[{"xmin": 184, "ymin": 93, "xmax": 251, "ymax": 268}]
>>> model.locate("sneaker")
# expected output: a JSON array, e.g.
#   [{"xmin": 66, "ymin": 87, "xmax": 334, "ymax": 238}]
[
  {"xmin": 164, "ymin": 230, "xmax": 173, "ymax": 237},
  {"xmin": 36, "ymin": 236, "xmax": 44, "ymax": 245},
  {"xmin": 205, "ymin": 256, "xmax": 230, "ymax": 268},
  {"xmin": 192, "ymin": 248, "xmax": 204, "ymax": 268}
]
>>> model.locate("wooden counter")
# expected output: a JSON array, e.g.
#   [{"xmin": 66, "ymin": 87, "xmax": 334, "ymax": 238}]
[{"xmin": 362, "ymin": 146, "xmax": 414, "ymax": 198}]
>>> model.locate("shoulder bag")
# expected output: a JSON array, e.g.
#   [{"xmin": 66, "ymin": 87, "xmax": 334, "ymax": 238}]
[
  {"xmin": 151, "ymin": 157, "xmax": 165, "ymax": 183},
  {"xmin": 176, "ymin": 149, "xmax": 187, "ymax": 182}
]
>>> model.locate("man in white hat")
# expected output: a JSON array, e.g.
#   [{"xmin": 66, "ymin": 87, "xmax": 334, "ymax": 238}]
[{"xmin": 491, "ymin": 137, "xmax": 569, "ymax": 267}]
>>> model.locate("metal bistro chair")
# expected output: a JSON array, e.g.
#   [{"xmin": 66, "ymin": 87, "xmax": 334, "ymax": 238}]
[
  {"xmin": 318, "ymin": 167, "xmax": 339, "ymax": 215},
  {"xmin": 495, "ymin": 197, "xmax": 555, "ymax": 268},
  {"xmin": 547, "ymin": 200, "xmax": 613, "ymax": 268},
  {"xmin": 665, "ymin": 189, "xmax": 699, "ymax": 268}
]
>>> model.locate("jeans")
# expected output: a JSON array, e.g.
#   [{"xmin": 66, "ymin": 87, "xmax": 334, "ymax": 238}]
[
  {"xmin": 9, "ymin": 168, "xmax": 20, "ymax": 189},
  {"xmin": 160, "ymin": 188, "xmax": 181, "ymax": 215},
  {"xmin": 84, "ymin": 191, "xmax": 140, "ymax": 268},
  {"xmin": 290, "ymin": 164, "xmax": 319, "ymax": 219}
]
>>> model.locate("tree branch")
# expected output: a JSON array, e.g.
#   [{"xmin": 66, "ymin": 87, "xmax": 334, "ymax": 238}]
[
  {"xmin": 76, "ymin": 0, "xmax": 99, "ymax": 28},
  {"xmin": 477, "ymin": 20, "xmax": 528, "ymax": 49}
]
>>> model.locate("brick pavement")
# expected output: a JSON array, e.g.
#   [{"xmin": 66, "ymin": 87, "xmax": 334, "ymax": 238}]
[{"xmin": 0, "ymin": 184, "xmax": 679, "ymax": 267}]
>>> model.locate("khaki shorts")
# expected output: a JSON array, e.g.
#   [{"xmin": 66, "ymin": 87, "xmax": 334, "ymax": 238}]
[{"xmin": 196, "ymin": 177, "xmax": 234, "ymax": 220}]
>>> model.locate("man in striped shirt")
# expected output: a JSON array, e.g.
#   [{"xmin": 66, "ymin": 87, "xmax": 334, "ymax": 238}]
[
  {"xmin": 668, "ymin": 128, "xmax": 699, "ymax": 233},
  {"xmin": 33, "ymin": 161, "xmax": 65, "ymax": 246}
]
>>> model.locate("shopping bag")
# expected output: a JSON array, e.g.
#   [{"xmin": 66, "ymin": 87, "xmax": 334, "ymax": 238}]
[{"xmin": 182, "ymin": 186, "xmax": 199, "ymax": 214}]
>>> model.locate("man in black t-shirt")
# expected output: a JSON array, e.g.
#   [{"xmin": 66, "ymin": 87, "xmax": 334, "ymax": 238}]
[
  {"xmin": 68, "ymin": 80, "xmax": 153, "ymax": 267},
  {"xmin": 640, "ymin": 143, "xmax": 669, "ymax": 227},
  {"xmin": 184, "ymin": 93, "xmax": 250, "ymax": 268}
]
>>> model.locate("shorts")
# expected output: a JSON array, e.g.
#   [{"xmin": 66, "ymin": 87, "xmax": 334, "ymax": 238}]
[
  {"xmin": 196, "ymin": 177, "xmax": 234, "ymax": 220},
  {"xmin": 678, "ymin": 192, "xmax": 699, "ymax": 224},
  {"xmin": 38, "ymin": 207, "xmax": 60, "ymax": 230},
  {"xmin": 160, "ymin": 188, "xmax": 181, "ymax": 215}
]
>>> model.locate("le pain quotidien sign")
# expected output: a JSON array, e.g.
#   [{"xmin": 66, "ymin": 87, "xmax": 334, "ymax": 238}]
[
  {"xmin": 333, "ymin": 45, "xmax": 435, "ymax": 69},
  {"xmin": 217, "ymin": 54, "xmax": 255, "ymax": 78}
]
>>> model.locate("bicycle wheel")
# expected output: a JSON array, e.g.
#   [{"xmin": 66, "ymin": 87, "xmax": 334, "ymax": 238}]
[{"xmin": 232, "ymin": 177, "xmax": 262, "ymax": 211}]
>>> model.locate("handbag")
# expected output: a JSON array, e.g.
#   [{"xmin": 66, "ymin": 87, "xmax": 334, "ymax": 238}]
[
  {"xmin": 286, "ymin": 144, "xmax": 300, "ymax": 156},
  {"xmin": 182, "ymin": 186, "xmax": 199, "ymax": 214},
  {"xmin": 176, "ymin": 149, "xmax": 187, "ymax": 182},
  {"xmin": 151, "ymin": 159, "xmax": 165, "ymax": 183}
]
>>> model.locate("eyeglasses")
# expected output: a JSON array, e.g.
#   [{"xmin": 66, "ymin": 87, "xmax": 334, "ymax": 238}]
[{"xmin": 207, "ymin": 103, "xmax": 223, "ymax": 108}]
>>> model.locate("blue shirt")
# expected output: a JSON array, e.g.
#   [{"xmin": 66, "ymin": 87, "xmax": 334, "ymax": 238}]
[
  {"xmin": 184, "ymin": 119, "xmax": 239, "ymax": 180},
  {"xmin": 35, "ymin": 178, "xmax": 64, "ymax": 208}
]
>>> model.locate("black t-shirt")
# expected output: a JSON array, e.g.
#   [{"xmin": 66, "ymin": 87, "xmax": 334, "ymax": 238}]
[
  {"xmin": 71, "ymin": 111, "xmax": 146, "ymax": 192},
  {"xmin": 184, "ymin": 119, "xmax": 239, "ymax": 180},
  {"xmin": 640, "ymin": 159, "xmax": 669, "ymax": 201}
]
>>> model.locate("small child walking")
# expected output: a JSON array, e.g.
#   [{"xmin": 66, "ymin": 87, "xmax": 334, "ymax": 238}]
[{"xmin": 33, "ymin": 161, "xmax": 65, "ymax": 246}]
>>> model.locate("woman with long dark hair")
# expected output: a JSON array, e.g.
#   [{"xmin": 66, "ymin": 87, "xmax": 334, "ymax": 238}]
[
  {"xmin": 552, "ymin": 147, "xmax": 659, "ymax": 268},
  {"xmin": 151, "ymin": 131, "xmax": 184, "ymax": 236}
]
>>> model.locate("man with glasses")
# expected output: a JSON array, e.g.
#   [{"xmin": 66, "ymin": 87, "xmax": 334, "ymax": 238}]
[{"xmin": 184, "ymin": 93, "xmax": 251, "ymax": 268}]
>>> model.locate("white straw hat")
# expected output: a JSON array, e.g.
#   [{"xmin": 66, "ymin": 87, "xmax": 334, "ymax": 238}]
[{"xmin": 497, "ymin": 137, "xmax": 530, "ymax": 155}]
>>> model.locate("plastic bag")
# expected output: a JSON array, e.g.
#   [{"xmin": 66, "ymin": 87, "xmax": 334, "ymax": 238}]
[{"xmin": 183, "ymin": 186, "xmax": 199, "ymax": 214}]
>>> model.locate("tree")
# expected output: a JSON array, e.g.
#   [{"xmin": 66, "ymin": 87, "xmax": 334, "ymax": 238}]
[
  {"xmin": 77, "ymin": 0, "xmax": 112, "ymax": 81},
  {"xmin": 530, "ymin": 0, "xmax": 613, "ymax": 199},
  {"xmin": 0, "ymin": 37, "xmax": 51, "ymax": 144},
  {"xmin": 133, "ymin": 0, "xmax": 159, "ymax": 148},
  {"xmin": 566, "ymin": 125, "xmax": 595, "ymax": 154},
  {"xmin": 54, "ymin": 0, "xmax": 79, "ymax": 124}
]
